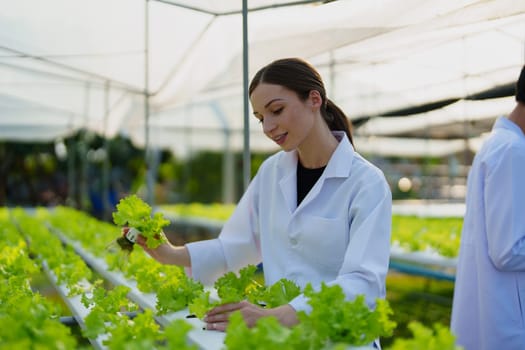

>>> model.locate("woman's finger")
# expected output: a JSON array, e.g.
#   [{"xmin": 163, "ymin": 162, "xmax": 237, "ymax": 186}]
[
  {"xmin": 135, "ymin": 234, "xmax": 147, "ymax": 247},
  {"xmin": 204, "ymin": 310, "xmax": 232, "ymax": 324},
  {"xmin": 206, "ymin": 302, "xmax": 243, "ymax": 316},
  {"xmin": 206, "ymin": 321, "xmax": 228, "ymax": 332}
]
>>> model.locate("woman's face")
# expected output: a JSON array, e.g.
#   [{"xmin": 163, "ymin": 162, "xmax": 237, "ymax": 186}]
[{"xmin": 250, "ymin": 83, "xmax": 317, "ymax": 151}]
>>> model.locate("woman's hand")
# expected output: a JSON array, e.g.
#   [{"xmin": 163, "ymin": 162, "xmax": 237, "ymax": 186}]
[
  {"xmin": 123, "ymin": 227, "xmax": 190, "ymax": 266},
  {"xmin": 136, "ymin": 234, "xmax": 175, "ymax": 264},
  {"xmin": 203, "ymin": 301, "xmax": 299, "ymax": 332}
]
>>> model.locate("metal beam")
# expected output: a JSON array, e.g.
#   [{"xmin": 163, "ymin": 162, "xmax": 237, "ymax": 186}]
[{"xmin": 152, "ymin": 0, "xmax": 326, "ymax": 16}]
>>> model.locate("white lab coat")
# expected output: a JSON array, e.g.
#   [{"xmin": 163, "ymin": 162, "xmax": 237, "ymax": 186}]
[
  {"xmin": 451, "ymin": 117, "xmax": 525, "ymax": 350},
  {"xmin": 186, "ymin": 132, "xmax": 392, "ymax": 313}
]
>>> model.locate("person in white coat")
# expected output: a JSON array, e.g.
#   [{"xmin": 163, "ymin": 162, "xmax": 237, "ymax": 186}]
[
  {"xmin": 137, "ymin": 58, "xmax": 392, "ymax": 339},
  {"xmin": 451, "ymin": 65, "xmax": 525, "ymax": 350}
]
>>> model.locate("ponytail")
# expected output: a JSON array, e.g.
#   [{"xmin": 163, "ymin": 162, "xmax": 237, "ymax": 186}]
[{"xmin": 324, "ymin": 99, "xmax": 354, "ymax": 146}]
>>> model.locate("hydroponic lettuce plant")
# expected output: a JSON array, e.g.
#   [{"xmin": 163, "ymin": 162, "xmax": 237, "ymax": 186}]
[
  {"xmin": 112, "ymin": 194, "xmax": 170, "ymax": 250},
  {"xmin": 81, "ymin": 280, "xmax": 139, "ymax": 339},
  {"xmin": 388, "ymin": 321, "xmax": 463, "ymax": 350},
  {"xmin": 189, "ymin": 265, "xmax": 264, "ymax": 318},
  {"xmin": 188, "ymin": 265, "xmax": 301, "ymax": 319},
  {"xmin": 296, "ymin": 283, "xmax": 396, "ymax": 347},
  {"xmin": 224, "ymin": 283, "xmax": 397, "ymax": 350}
]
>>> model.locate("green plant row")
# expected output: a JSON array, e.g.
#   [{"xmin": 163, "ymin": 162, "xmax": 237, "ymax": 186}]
[
  {"xmin": 1, "ymin": 205, "xmax": 462, "ymax": 349},
  {"xmin": 3, "ymin": 207, "xmax": 198, "ymax": 349},
  {"xmin": 0, "ymin": 208, "xmax": 78, "ymax": 349}
]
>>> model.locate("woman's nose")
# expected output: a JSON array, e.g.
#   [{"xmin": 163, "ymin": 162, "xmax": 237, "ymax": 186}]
[{"xmin": 262, "ymin": 118, "xmax": 276, "ymax": 134}]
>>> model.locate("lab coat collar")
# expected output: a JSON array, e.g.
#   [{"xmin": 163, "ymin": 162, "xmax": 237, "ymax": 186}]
[
  {"xmin": 326, "ymin": 131, "xmax": 355, "ymax": 178},
  {"xmin": 278, "ymin": 131, "xmax": 355, "ymax": 178},
  {"xmin": 496, "ymin": 116, "xmax": 525, "ymax": 138},
  {"xmin": 277, "ymin": 131, "xmax": 355, "ymax": 212}
]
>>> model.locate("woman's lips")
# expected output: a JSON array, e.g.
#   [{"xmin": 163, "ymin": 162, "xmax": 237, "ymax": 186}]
[{"xmin": 273, "ymin": 133, "xmax": 287, "ymax": 145}]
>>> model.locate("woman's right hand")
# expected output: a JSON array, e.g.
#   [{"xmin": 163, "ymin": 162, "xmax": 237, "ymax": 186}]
[
  {"xmin": 135, "ymin": 233, "xmax": 174, "ymax": 264},
  {"xmin": 123, "ymin": 227, "xmax": 190, "ymax": 266}
]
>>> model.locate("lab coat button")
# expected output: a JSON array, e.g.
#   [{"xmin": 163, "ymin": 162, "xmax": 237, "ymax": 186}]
[{"xmin": 290, "ymin": 237, "xmax": 298, "ymax": 245}]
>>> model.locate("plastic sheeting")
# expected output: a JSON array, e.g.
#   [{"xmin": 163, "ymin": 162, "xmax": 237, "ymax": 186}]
[{"xmin": 0, "ymin": 0, "xmax": 524, "ymax": 157}]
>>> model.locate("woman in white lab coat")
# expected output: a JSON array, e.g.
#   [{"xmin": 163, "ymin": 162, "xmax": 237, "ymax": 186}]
[{"xmin": 138, "ymin": 58, "xmax": 392, "ymax": 336}]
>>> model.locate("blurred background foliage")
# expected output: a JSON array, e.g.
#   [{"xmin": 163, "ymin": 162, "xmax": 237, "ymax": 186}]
[
  {"xmin": 0, "ymin": 129, "xmax": 455, "ymax": 221},
  {"xmin": 0, "ymin": 131, "xmax": 273, "ymax": 218}
]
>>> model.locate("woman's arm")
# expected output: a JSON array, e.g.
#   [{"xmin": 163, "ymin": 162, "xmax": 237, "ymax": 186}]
[
  {"xmin": 485, "ymin": 146, "xmax": 525, "ymax": 270},
  {"xmin": 136, "ymin": 234, "xmax": 191, "ymax": 267}
]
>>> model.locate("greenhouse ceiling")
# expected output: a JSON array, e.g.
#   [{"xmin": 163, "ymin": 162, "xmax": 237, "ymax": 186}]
[{"xmin": 0, "ymin": 0, "xmax": 524, "ymax": 157}]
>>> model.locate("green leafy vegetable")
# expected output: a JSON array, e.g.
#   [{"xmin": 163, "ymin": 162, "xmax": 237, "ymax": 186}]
[
  {"xmin": 161, "ymin": 319, "xmax": 198, "ymax": 350},
  {"xmin": 224, "ymin": 283, "xmax": 396, "ymax": 349},
  {"xmin": 156, "ymin": 277, "xmax": 204, "ymax": 315},
  {"xmin": 104, "ymin": 309, "xmax": 161, "ymax": 350},
  {"xmin": 252, "ymin": 278, "xmax": 301, "ymax": 308},
  {"xmin": 215, "ymin": 264, "xmax": 264, "ymax": 303},
  {"xmin": 189, "ymin": 265, "xmax": 301, "ymax": 319},
  {"xmin": 297, "ymin": 283, "xmax": 396, "ymax": 347},
  {"xmin": 188, "ymin": 290, "xmax": 213, "ymax": 319},
  {"xmin": 225, "ymin": 312, "xmax": 292, "ymax": 350},
  {"xmin": 81, "ymin": 280, "xmax": 138, "ymax": 338},
  {"xmin": 112, "ymin": 194, "xmax": 170, "ymax": 249},
  {"xmin": 388, "ymin": 321, "xmax": 463, "ymax": 350},
  {"xmin": 189, "ymin": 264, "xmax": 263, "ymax": 318}
]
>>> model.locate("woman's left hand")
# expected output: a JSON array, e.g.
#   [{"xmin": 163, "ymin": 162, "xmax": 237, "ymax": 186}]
[
  {"xmin": 203, "ymin": 300, "xmax": 267, "ymax": 332},
  {"xmin": 203, "ymin": 301, "xmax": 299, "ymax": 332}
]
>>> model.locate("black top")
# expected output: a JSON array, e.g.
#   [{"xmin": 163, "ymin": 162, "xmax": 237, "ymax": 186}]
[{"xmin": 297, "ymin": 161, "xmax": 326, "ymax": 206}]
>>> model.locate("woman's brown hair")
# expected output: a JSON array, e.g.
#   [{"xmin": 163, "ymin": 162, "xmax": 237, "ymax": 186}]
[{"xmin": 249, "ymin": 57, "xmax": 353, "ymax": 145}]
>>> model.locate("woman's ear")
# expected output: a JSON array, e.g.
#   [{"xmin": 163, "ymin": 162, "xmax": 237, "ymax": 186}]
[{"xmin": 308, "ymin": 90, "xmax": 323, "ymax": 110}]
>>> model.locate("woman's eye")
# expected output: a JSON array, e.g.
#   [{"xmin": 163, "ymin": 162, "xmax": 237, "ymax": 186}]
[{"xmin": 272, "ymin": 107, "xmax": 283, "ymax": 115}]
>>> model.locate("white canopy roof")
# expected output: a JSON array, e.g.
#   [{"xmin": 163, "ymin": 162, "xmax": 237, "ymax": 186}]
[{"xmin": 1, "ymin": 0, "xmax": 524, "ymax": 157}]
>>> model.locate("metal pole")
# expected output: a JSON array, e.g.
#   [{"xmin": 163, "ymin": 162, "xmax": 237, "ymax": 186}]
[
  {"xmin": 102, "ymin": 81, "xmax": 111, "ymax": 220},
  {"xmin": 210, "ymin": 102, "xmax": 235, "ymax": 203},
  {"xmin": 66, "ymin": 118, "xmax": 76, "ymax": 207},
  {"xmin": 144, "ymin": 0, "xmax": 154, "ymax": 206},
  {"xmin": 242, "ymin": 0, "xmax": 250, "ymax": 191},
  {"xmin": 79, "ymin": 83, "xmax": 90, "ymax": 211}
]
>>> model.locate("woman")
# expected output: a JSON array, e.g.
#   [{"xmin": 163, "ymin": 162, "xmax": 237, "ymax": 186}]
[{"xmin": 138, "ymin": 58, "xmax": 392, "ymax": 339}]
